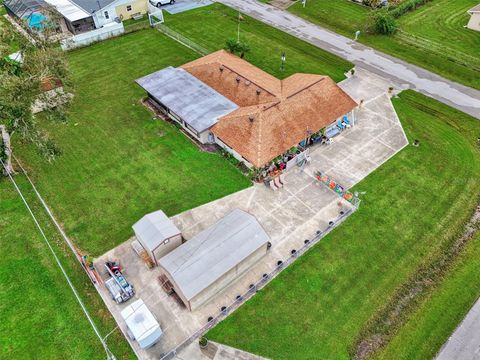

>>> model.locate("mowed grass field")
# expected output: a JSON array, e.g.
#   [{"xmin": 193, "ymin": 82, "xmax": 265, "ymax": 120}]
[
  {"xmin": 375, "ymin": 233, "xmax": 480, "ymax": 360},
  {"xmin": 207, "ymin": 91, "xmax": 480, "ymax": 359},
  {"xmin": 13, "ymin": 10, "xmax": 351, "ymax": 256},
  {"xmin": 13, "ymin": 30, "xmax": 251, "ymax": 255},
  {"xmin": 163, "ymin": 3, "xmax": 352, "ymax": 81},
  {"xmin": 0, "ymin": 177, "xmax": 133, "ymax": 359},
  {"xmin": 289, "ymin": 0, "xmax": 480, "ymax": 89}
]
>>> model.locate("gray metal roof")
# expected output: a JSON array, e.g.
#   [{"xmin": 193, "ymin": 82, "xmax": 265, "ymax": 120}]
[
  {"xmin": 135, "ymin": 67, "xmax": 239, "ymax": 133},
  {"xmin": 158, "ymin": 209, "xmax": 269, "ymax": 301},
  {"xmin": 132, "ymin": 210, "xmax": 181, "ymax": 251},
  {"xmin": 69, "ymin": 0, "xmax": 114, "ymax": 13}
]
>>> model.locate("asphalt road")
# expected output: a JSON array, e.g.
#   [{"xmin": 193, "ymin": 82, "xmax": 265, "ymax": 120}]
[{"xmin": 217, "ymin": 0, "xmax": 480, "ymax": 119}]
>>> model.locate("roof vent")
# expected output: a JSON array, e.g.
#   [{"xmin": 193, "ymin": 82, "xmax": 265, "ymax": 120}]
[
  {"xmin": 249, "ymin": 115, "xmax": 255, "ymax": 122},
  {"xmin": 236, "ymin": 76, "xmax": 241, "ymax": 83},
  {"xmin": 256, "ymin": 89, "xmax": 261, "ymax": 95},
  {"xmin": 245, "ymin": 80, "xmax": 251, "ymax": 86},
  {"xmin": 219, "ymin": 66, "xmax": 224, "ymax": 72}
]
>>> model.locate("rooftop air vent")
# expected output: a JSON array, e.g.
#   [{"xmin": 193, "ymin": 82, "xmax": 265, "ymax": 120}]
[
  {"xmin": 219, "ymin": 66, "xmax": 224, "ymax": 72},
  {"xmin": 256, "ymin": 89, "xmax": 261, "ymax": 95},
  {"xmin": 245, "ymin": 80, "xmax": 251, "ymax": 86},
  {"xmin": 249, "ymin": 115, "xmax": 255, "ymax": 122},
  {"xmin": 236, "ymin": 76, "xmax": 241, "ymax": 83}
]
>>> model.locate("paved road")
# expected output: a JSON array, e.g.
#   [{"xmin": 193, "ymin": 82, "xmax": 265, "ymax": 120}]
[
  {"xmin": 436, "ymin": 297, "xmax": 480, "ymax": 360},
  {"xmin": 217, "ymin": 0, "xmax": 480, "ymax": 119}
]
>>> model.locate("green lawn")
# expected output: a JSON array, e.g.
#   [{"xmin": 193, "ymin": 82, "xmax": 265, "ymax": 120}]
[
  {"xmin": 375, "ymin": 233, "xmax": 480, "ymax": 360},
  {"xmin": 207, "ymin": 90, "xmax": 480, "ymax": 359},
  {"xmin": 289, "ymin": 0, "xmax": 480, "ymax": 89},
  {"xmin": 0, "ymin": 177, "xmax": 133, "ymax": 359},
  {"xmin": 13, "ymin": 29, "xmax": 251, "ymax": 255},
  {"xmin": 163, "ymin": 3, "xmax": 352, "ymax": 81}
]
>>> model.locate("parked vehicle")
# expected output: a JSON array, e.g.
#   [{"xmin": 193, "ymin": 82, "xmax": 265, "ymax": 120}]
[
  {"xmin": 104, "ymin": 261, "xmax": 135, "ymax": 303},
  {"xmin": 149, "ymin": 0, "xmax": 175, "ymax": 7}
]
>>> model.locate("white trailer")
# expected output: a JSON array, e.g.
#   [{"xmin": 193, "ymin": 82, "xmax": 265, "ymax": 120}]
[{"xmin": 120, "ymin": 299, "xmax": 162, "ymax": 349}]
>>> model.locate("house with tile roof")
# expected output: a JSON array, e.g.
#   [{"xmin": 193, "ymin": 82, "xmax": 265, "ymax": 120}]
[{"xmin": 136, "ymin": 50, "xmax": 357, "ymax": 169}]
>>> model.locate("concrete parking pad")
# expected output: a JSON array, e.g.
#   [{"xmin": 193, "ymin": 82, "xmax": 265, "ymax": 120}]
[{"xmin": 96, "ymin": 69, "xmax": 408, "ymax": 359}]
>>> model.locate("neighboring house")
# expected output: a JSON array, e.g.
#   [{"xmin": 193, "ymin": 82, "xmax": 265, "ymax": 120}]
[
  {"xmin": 157, "ymin": 209, "xmax": 270, "ymax": 311},
  {"xmin": 136, "ymin": 50, "xmax": 358, "ymax": 169},
  {"xmin": 467, "ymin": 4, "xmax": 480, "ymax": 31},
  {"xmin": 3, "ymin": 0, "xmax": 147, "ymax": 34}
]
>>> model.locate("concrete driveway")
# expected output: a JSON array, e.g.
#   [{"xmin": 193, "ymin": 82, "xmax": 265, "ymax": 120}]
[
  {"xmin": 96, "ymin": 70, "xmax": 408, "ymax": 360},
  {"xmin": 436, "ymin": 297, "xmax": 480, "ymax": 360}
]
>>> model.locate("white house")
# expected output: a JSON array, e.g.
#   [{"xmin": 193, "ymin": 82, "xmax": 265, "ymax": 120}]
[{"xmin": 47, "ymin": 0, "xmax": 147, "ymax": 34}]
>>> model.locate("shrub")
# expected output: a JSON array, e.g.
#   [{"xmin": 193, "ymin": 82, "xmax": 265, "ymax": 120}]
[
  {"xmin": 362, "ymin": 0, "xmax": 383, "ymax": 8},
  {"xmin": 199, "ymin": 336, "xmax": 208, "ymax": 347},
  {"xmin": 389, "ymin": 0, "xmax": 434, "ymax": 18},
  {"xmin": 372, "ymin": 11, "xmax": 397, "ymax": 35}
]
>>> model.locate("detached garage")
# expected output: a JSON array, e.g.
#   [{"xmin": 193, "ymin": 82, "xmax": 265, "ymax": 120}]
[
  {"xmin": 158, "ymin": 209, "xmax": 270, "ymax": 311},
  {"xmin": 132, "ymin": 210, "xmax": 182, "ymax": 266}
]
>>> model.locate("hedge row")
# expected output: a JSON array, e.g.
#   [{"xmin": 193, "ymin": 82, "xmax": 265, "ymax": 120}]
[
  {"xmin": 372, "ymin": 0, "xmax": 434, "ymax": 35},
  {"xmin": 389, "ymin": 0, "xmax": 434, "ymax": 19}
]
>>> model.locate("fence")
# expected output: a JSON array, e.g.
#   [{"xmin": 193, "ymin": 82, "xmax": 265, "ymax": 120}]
[
  {"xmin": 60, "ymin": 22, "xmax": 125, "ymax": 50},
  {"xmin": 158, "ymin": 206, "xmax": 356, "ymax": 360},
  {"xmin": 154, "ymin": 23, "xmax": 209, "ymax": 56}
]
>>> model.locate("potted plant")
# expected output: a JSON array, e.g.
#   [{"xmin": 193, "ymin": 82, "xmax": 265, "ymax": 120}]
[
  {"xmin": 85, "ymin": 255, "xmax": 95, "ymax": 270},
  {"xmin": 199, "ymin": 336, "xmax": 208, "ymax": 349}
]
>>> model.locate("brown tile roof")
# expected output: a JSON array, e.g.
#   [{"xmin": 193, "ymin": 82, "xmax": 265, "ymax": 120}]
[
  {"xmin": 183, "ymin": 50, "xmax": 357, "ymax": 168},
  {"xmin": 181, "ymin": 50, "xmax": 281, "ymax": 106}
]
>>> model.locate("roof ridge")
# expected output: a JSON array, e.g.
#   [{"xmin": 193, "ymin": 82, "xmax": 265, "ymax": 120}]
[{"xmin": 285, "ymin": 77, "xmax": 326, "ymax": 99}]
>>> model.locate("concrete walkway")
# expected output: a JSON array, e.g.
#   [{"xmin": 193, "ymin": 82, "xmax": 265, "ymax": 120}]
[
  {"xmin": 216, "ymin": 0, "xmax": 480, "ymax": 119},
  {"xmin": 436, "ymin": 297, "xmax": 480, "ymax": 360}
]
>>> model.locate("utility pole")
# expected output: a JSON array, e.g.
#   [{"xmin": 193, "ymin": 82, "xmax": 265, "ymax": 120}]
[{"xmin": 237, "ymin": 12, "xmax": 241, "ymax": 42}]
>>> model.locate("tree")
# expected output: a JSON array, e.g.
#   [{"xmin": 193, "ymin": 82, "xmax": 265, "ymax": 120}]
[
  {"xmin": 224, "ymin": 38, "xmax": 240, "ymax": 54},
  {"xmin": 237, "ymin": 41, "xmax": 250, "ymax": 59},
  {"xmin": 0, "ymin": 7, "xmax": 71, "ymax": 166},
  {"xmin": 224, "ymin": 39, "xmax": 251, "ymax": 58}
]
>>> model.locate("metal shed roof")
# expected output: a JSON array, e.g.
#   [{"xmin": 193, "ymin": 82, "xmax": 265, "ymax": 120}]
[
  {"xmin": 158, "ymin": 209, "xmax": 269, "ymax": 301},
  {"xmin": 44, "ymin": 0, "xmax": 90, "ymax": 21},
  {"xmin": 135, "ymin": 66, "xmax": 239, "ymax": 133},
  {"xmin": 132, "ymin": 210, "xmax": 181, "ymax": 251},
  {"xmin": 68, "ymin": 0, "xmax": 115, "ymax": 13}
]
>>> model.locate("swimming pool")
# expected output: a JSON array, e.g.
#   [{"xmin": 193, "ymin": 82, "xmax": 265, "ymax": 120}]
[{"xmin": 23, "ymin": 12, "xmax": 46, "ymax": 30}]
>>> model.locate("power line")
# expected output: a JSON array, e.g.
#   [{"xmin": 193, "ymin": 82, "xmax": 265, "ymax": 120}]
[{"xmin": 1, "ymin": 159, "xmax": 116, "ymax": 360}]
